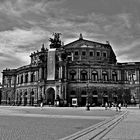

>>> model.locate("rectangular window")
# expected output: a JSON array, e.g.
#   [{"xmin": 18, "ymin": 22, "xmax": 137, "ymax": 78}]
[
  {"xmin": 75, "ymin": 51, "xmax": 78, "ymax": 55},
  {"xmin": 103, "ymin": 52, "xmax": 107, "ymax": 57},
  {"xmin": 96, "ymin": 51, "xmax": 100, "ymax": 57},
  {"xmin": 82, "ymin": 51, "xmax": 86, "ymax": 56},
  {"xmin": 90, "ymin": 51, "xmax": 93, "ymax": 56}
]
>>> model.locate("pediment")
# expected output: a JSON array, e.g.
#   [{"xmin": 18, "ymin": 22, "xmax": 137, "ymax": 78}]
[
  {"xmin": 64, "ymin": 38, "xmax": 109, "ymax": 50},
  {"xmin": 64, "ymin": 39, "xmax": 96, "ymax": 49}
]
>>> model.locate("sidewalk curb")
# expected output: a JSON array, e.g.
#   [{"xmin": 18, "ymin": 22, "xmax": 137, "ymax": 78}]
[{"xmin": 59, "ymin": 111, "xmax": 128, "ymax": 140}]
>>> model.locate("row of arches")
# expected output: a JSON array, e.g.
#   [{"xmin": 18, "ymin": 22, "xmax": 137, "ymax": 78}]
[
  {"xmin": 69, "ymin": 89, "xmax": 120, "ymax": 106},
  {"xmin": 69, "ymin": 70, "xmax": 117, "ymax": 81},
  {"xmin": 15, "ymin": 87, "xmax": 56, "ymax": 106},
  {"xmin": 16, "ymin": 90, "xmax": 35, "ymax": 106}
]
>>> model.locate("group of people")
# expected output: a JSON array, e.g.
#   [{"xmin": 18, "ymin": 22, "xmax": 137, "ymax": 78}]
[
  {"xmin": 116, "ymin": 103, "xmax": 122, "ymax": 111},
  {"xmin": 105, "ymin": 102, "xmax": 122, "ymax": 111}
]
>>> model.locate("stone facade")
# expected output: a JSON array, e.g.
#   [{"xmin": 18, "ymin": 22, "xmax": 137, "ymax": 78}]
[{"xmin": 1, "ymin": 34, "xmax": 140, "ymax": 106}]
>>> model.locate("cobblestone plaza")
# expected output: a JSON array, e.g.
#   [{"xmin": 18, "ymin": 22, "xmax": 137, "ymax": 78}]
[{"xmin": 0, "ymin": 106, "xmax": 119, "ymax": 140}]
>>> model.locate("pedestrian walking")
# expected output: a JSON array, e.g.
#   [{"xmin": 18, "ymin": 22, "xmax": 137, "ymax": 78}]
[
  {"xmin": 118, "ymin": 103, "xmax": 121, "ymax": 111},
  {"xmin": 40, "ymin": 102, "xmax": 43, "ymax": 109},
  {"xmin": 116, "ymin": 103, "xmax": 118, "ymax": 111},
  {"xmin": 105, "ymin": 102, "xmax": 108, "ymax": 110}
]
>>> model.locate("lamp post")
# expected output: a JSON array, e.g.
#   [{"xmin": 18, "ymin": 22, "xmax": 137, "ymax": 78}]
[{"xmin": 86, "ymin": 81, "xmax": 90, "ymax": 111}]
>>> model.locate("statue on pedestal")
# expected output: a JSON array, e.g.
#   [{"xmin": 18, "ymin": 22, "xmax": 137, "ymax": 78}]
[{"xmin": 49, "ymin": 33, "xmax": 62, "ymax": 48}]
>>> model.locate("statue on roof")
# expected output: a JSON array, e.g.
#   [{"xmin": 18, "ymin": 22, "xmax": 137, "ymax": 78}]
[
  {"xmin": 79, "ymin": 33, "xmax": 83, "ymax": 40},
  {"xmin": 49, "ymin": 33, "xmax": 62, "ymax": 48},
  {"xmin": 41, "ymin": 44, "xmax": 45, "ymax": 51},
  {"xmin": 106, "ymin": 41, "xmax": 110, "ymax": 45}
]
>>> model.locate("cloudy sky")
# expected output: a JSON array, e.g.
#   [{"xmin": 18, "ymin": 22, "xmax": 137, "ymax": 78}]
[{"xmin": 0, "ymin": 0, "xmax": 140, "ymax": 82}]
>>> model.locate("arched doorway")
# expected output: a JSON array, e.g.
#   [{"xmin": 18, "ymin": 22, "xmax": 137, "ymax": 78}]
[
  {"xmin": 30, "ymin": 90, "xmax": 34, "ymax": 106},
  {"xmin": 19, "ymin": 92, "xmax": 22, "ymax": 105},
  {"xmin": 81, "ymin": 90, "xmax": 87, "ymax": 106},
  {"xmin": 46, "ymin": 88, "xmax": 55, "ymax": 105},
  {"xmin": 24, "ymin": 92, "xmax": 27, "ymax": 106},
  {"xmin": 92, "ymin": 90, "xmax": 98, "ymax": 106}
]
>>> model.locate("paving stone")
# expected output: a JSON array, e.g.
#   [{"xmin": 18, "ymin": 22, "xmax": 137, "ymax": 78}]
[
  {"xmin": 0, "ymin": 106, "xmax": 119, "ymax": 140},
  {"xmin": 102, "ymin": 107, "xmax": 140, "ymax": 140}
]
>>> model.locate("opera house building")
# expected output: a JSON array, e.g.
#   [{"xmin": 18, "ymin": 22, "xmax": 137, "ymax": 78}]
[{"xmin": 1, "ymin": 33, "xmax": 140, "ymax": 106}]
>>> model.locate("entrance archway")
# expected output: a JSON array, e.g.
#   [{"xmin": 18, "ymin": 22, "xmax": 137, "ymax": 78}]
[
  {"xmin": 30, "ymin": 91, "xmax": 34, "ymax": 106},
  {"xmin": 81, "ymin": 90, "xmax": 87, "ymax": 106},
  {"xmin": 24, "ymin": 92, "xmax": 27, "ymax": 106},
  {"xmin": 46, "ymin": 88, "xmax": 55, "ymax": 105},
  {"xmin": 103, "ymin": 96, "xmax": 108, "ymax": 106}
]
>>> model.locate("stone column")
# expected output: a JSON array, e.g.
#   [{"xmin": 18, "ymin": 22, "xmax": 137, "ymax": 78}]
[
  {"xmin": 108, "ymin": 69, "xmax": 111, "ymax": 81},
  {"xmin": 36, "ymin": 71, "xmax": 38, "ymax": 81},
  {"xmin": 64, "ymin": 65, "xmax": 67, "ymax": 80},
  {"xmin": 28, "ymin": 72, "xmax": 31, "ymax": 83},
  {"xmin": 59, "ymin": 66, "xmax": 61, "ymax": 79},
  {"xmin": 19, "ymin": 74, "xmax": 21, "ymax": 84},
  {"xmin": 87, "ymin": 68, "xmax": 89, "ymax": 81},
  {"xmin": 137, "ymin": 70, "xmax": 139, "ymax": 83},
  {"xmin": 117, "ymin": 70, "xmax": 120, "ymax": 81},
  {"xmin": 39, "ymin": 68, "xmax": 42, "ymax": 80},
  {"xmin": 64, "ymin": 84, "xmax": 67, "ymax": 100},
  {"xmin": 99, "ymin": 69, "xmax": 102, "ymax": 81},
  {"xmin": 89, "ymin": 68, "xmax": 91, "ymax": 82},
  {"xmin": 2, "ymin": 75, "xmax": 4, "ymax": 86},
  {"xmin": 78, "ymin": 68, "xmax": 80, "ymax": 82},
  {"xmin": 38, "ymin": 87, "xmax": 41, "ymax": 100},
  {"xmin": 59, "ymin": 85, "xmax": 62, "ymax": 99},
  {"xmin": 21, "ymin": 91, "xmax": 25, "ymax": 105},
  {"xmin": 27, "ymin": 89, "xmax": 31, "ymax": 105},
  {"xmin": 23, "ymin": 73, "xmax": 25, "ymax": 83},
  {"xmin": 34, "ymin": 88, "xmax": 38, "ymax": 105},
  {"xmin": 15, "ymin": 90, "xmax": 18, "ymax": 105},
  {"xmin": 16, "ymin": 75, "xmax": 18, "ymax": 84},
  {"xmin": 42, "ymin": 86, "xmax": 45, "ymax": 99},
  {"xmin": 44, "ymin": 67, "xmax": 47, "ymax": 80}
]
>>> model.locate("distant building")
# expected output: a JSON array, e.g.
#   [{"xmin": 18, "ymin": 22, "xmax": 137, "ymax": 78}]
[{"xmin": 1, "ymin": 33, "xmax": 140, "ymax": 106}]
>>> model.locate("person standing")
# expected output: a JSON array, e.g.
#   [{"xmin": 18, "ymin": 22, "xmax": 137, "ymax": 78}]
[
  {"xmin": 116, "ymin": 103, "xmax": 118, "ymax": 111},
  {"xmin": 40, "ymin": 102, "xmax": 43, "ymax": 109},
  {"xmin": 105, "ymin": 102, "xmax": 108, "ymax": 110},
  {"xmin": 118, "ymin": 103, "xmax": 121, "ymax": 111}
]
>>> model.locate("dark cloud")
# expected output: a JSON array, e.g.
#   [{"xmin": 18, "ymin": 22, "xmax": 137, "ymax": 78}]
[{"xmin": 0, "ymin": 0, "xmax": 140, "ymax": 81}]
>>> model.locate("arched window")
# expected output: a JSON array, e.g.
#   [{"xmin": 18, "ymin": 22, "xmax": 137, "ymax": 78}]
[
  {"xmin": 81, "ymin": 70, "xmax": 88, "ymax": 81},
  {"xmin": 112, "ymin": 71, "xmax": 117, "ymax": 81},
  {"xmin": 21, "ymin": 75, "xmax": 23, "ymax": 84},
  {"xmin": 30, "ymin": 90, "xmax": 34, "ymax": 106},
  {"xmin": 103, "ymin": 51, "xmax": 107, "ymax": 58},
  {"xmin": 92, "ymin": 71, "xmax": 98, "ymax": 81},
  {"xmin": 96, "ymin": 51, "xmax": 101, "ymax": 57},
  {"xmin": 24, "ymin": 91, "xmax": 27, "ymax": 106},
  {"xmin": 25, "ymin": 73, "xmax": 28, "ymax": 83},
  {"xmin": 102, "ymin": 71, "xmax": 108, "ymax": 81},
  {"xmin": 69, "ymin": 70, "xmax": 76, "ymax": 81},
  {"xmin": 31, "ymin": 72, "xmax": 35, "ymax": 82}
]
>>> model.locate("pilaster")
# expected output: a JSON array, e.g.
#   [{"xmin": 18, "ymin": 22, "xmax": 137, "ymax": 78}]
[{"xmin": 28, "ymin": 72, "xmax": 31, "ymax": 82}]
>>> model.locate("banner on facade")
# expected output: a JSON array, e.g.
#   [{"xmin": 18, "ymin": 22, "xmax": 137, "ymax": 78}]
[{"xmin": 47, "ymin": 49, "xmax": 56, "ymax": 80}]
